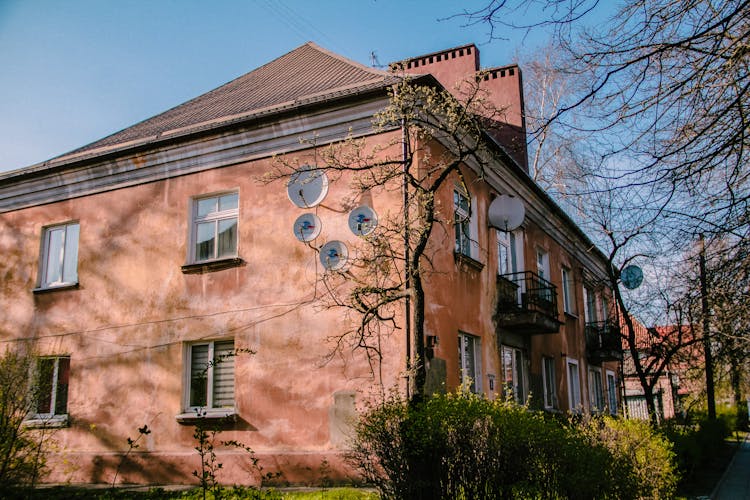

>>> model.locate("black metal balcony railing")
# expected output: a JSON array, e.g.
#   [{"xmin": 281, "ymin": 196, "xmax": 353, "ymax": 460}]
[
  {"xmin": 495, "ymin": 271, "xmax": 561, "ymax": 334},
  {"xmin": 585, "ymin": 320, "xmax": 623, "ymax": 362}
]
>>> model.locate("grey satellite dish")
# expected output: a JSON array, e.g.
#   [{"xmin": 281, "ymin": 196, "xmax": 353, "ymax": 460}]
[
  {"xmin": 348, "ymin": 206, "xmax": 378, "ymax": 236},
  {"xmin": 293, "ymin": 213, "xmax": 322, "ymax": 242},
  {"xmin": 320, "ymin": 241, "xmax": 349, "ymax": 270},
  {"xmin": 621, "ymin": 265, "xmax": 644, "ymax": 290},
  {"xmin": 488, "ymin": 194, "xmax": 525, "ymax": 231},
  {"xmin": 287, "ymin": 165, "xmax": 329, "ymax": 208}
]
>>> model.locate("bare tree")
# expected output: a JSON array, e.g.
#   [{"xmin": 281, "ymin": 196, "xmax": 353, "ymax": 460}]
[{"xmin": 267, "ymin": 77, "xmax": 505, "ymax": 400}]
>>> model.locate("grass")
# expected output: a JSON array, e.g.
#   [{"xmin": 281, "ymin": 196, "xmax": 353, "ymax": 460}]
[{"xmin": 1, "ymin": 486, "xmax": 379, "ymax": 500}]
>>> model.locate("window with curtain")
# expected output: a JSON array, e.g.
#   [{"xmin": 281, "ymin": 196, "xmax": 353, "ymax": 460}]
[
  {"xmin": 33, "ymin": 356, "xmax": 70, "ymax": 418},
  {"xmin": 187, "ymin": 340, "xmax": 235, "ymax": 411},
  {"xmin": 39, "ymin": 222, "xmax": 79, "ymax": 288},
  {"xmin": 458, "ymin": 333, "xmax": 482, "ymax": 394}
]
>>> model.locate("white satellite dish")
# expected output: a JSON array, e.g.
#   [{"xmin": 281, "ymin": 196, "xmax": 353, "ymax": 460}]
[
  {"xmin": 320, "ymin": 241, "xmax": 349, "ymax": 270},
  {"xmin": 293, "ymin": 213, "xmax": 322, "ymax": 242},
  {"xmin": 488, "ymin": 194, "xmax": 525, "ymax": 231},
  {"xmin": 287, "ymin": 165, "xmax": 329, "ymax": 208},
  {"xmin": 348, "ymin": 206, "xmax": 378, "ymax": 236}
]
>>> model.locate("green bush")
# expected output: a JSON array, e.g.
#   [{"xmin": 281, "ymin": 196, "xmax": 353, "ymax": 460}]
[
  {"xmin": 660, "ymin": 411, "xmax": 732, "ymax": 479},
  {"xmin": 349, "ymin": 391, "xmax": 679, "ymax": 499},
  {"xmin": 0, "ymin": 348, "xmax": 51, "ymax": 486}
]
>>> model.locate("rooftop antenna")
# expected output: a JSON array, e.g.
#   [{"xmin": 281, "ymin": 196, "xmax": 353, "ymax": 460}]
[{"xmin": 370, "ymin": 51, "xmax": 385, "ymax": 69}]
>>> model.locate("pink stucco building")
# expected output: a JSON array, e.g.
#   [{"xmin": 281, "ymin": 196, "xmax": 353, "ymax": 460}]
[{"xmin": 0, "ymin": 43, "xmax": 621, "ymax": 486}]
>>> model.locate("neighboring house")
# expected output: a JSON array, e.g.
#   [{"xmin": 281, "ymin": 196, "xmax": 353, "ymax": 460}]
[
  {"xmin": 0, "ymin": 42, "xmax": 621, "ymax": 486},
  {"xmin": 622, "ymin": 322, "xmax": 700, "ymax": 421}
]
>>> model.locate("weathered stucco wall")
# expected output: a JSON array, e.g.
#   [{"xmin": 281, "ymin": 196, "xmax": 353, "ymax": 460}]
[{"xmin": 0, "ymin": 129, "xmax": 409, "ymax": 485}]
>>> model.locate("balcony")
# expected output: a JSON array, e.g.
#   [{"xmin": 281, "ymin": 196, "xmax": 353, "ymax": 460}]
[
  {"xmin": 495, "ymin": 271, "xmax": 561, "ymax": 334},
  {"xmin": 585, "ymin": 320, "xmax": 623, "ymax": 363}
]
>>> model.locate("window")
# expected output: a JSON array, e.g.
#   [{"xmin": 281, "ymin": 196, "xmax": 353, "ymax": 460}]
[
  {"xmin": 191, "ymin": 193, "xmax": 238, "ymax": 263},
  {"xmin": 186, "ymin": 340, "xmax": 236, "ymax": 413},
  {"xmin": 502, "ymin": 346, "xmax": 526, "ymax": 404},
  {"xmin": 458, "ymin": 333, "xmax": 482, "ymax": 394},
  {"xmin": 39, "ymin": 222, "xmax": 79, "ymax": 289},
  {"xmin": 561, "ymin": 267, "xmax": 574, "ymax": 314},
  {"xmin": 28, "ymin": 356, "xmax": 70, "ymax": 425},
  {"xmin": 606, "ymin": 370, "xmax": 618, "ymax": 416},
  {"xmin": 497, "ymin": 230, "xmax": 518, "ymax": 275},
  {"xmin": 536, "ymin": 249, "xmax": 549, "ymax": 280},
  {"xmin": 589, "ymin": 367, "xmax": 604, "ymax": 412},
  {"xmin": 454, "ymin": 188, "xmax": 477, "ymax": 259},
  {"xmin": 542, "ymin": 356, "xmax": 557, "ymax": 409},
  {"xmin": 567, "ymin": 359, "xmax": 581, "ymax": 412},
  {"xmin": 583, "ymin": 285, "xmax": 597, "ymax": 323}
]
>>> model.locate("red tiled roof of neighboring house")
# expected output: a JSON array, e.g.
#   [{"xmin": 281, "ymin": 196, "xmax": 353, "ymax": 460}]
[{"xmin": 55, "ymin": 42, "xmax": 404, "ymax": 162}]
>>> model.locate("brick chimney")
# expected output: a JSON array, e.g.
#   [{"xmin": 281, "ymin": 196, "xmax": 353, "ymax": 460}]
[{"xmin": 395, "ymin": 44, "xmax": 528, "ymax": 172}]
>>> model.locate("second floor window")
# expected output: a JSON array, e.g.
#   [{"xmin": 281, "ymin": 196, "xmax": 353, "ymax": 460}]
[
  {"xmin": 39, "ymin": 222, "xmax": 79, "ymax": 288},
  {"xmin": 561, "ymin": 267, "xmax": 573, "ymax": 314},
  {"xmin": 454, "ymin": 188, "xmax": 477, "ymax": 259},
  {"xmin": 497, "ymin": 230, "xmax": 518, "ymax": 275},
  {"xmin": 192, "ymin": 193, "xmax": 238, "ymax": 263}
]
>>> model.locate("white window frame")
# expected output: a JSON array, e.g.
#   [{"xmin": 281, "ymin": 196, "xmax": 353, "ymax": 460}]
[
  {"xmin": 561, "ymin": 266, "xmax": 574, "ymax": 314},
  {"xmin": 38, "ymin": 222, "xmax": 79, "ymax": 289},
  {"xmin": 589, "ymin": 367, "xmax": 604, "ymax": 413},
  {"xmin": 542, "ymin": 356, "xmax": 557, "ymax": 409},
  {"xmin": 536, "ymin": 248, "xmax": 549, "ymax": 279},
  {"xmin": 458, "ymin": 333, "xmax": 482, "ymax": 394},
  {"xmin": 190, "ymin": 192, "xmax": 239, "ymax": 264},
  {"xmin": 454, "ymin": 187, "xmax": 478, "ymax": 259},
  {"xmin": 583, "ymin": 285, "xmax": 597, "ymax": 323},
  {"xmin": 606, "ymin": 370, "xmax": 618, "ymax": 416},
  {"xmin": 566, "ymin": 358, "xmax": 582, "ymax": 412},
  {"xmin": 182, "ymin": 339, "xmax": 236, "ymax": 418},
  {"xmin": 26, "ymin": 356, "xmax": 70, "ymax": 427},
  {"xmin": 502, "ymin": 345, "xmax": 527, "ymax": 404},
  {"xmin": 496, "ymin": 230, "xmax": 518, "ymax": 276}
]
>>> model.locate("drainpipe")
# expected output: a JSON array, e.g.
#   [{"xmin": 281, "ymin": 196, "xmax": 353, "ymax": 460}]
[{"xmin": 402, "ymin": 118, "xmax": 412, "ymax": 400}]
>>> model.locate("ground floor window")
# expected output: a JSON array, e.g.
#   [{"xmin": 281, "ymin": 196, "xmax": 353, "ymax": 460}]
[
  {"xmin": 25, "ymin": 356, "xmax": 70, "ymax": 427},
  {"xmin": 606, "ymin": 370, "xmax": 618, "ymax": 415},
  {"xmin": 502, "ymin": 346, "xmax": 526, "ymax": 404},
  {"xmin": 458, "ymin": 333, "xmax": 482, "ymax": 394},
  {"xmin": 542, "ymin": 356, "xmax": 557, "ymax": 409},
  {"xmin": 589, "ymin": 367, "xmax": 604, "ymax": 412},
  {"xmin": 567, "ymin": 358, "xmax": 581, "ymax": 412},
  {"xmin": 186, "ymin": 339, "xmax": 235, "ymax": 412}
]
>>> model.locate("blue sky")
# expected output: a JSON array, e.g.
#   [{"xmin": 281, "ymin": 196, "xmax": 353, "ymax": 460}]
[{"xmin": 0, "ymin": 0, "xmax": 560, "ymax": 173}]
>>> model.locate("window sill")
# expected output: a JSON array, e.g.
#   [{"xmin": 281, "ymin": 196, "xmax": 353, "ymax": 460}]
[
  {"xmin": 33, "ymin": 283, "xmax": 79, "ymax": 294},
  {"xmin": 23, "ymin": 415, "xmax": 69, "ymax": 428},
  {"xmin": 453, "ymin": 252, "xmax": 484, "ymax": 271},
  {"xmin": 175, "ymin": 409, "xmax": 237, "ymax": 424},
  {"xmin": 181, "ymin": 258, "xmax": 245, "ymax": 275},
  {"xmin": 564, "ymin": 311, "xmax": 579, "ymax": 320}
]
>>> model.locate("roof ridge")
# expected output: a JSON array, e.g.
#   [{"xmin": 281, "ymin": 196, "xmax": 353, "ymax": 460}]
[{"xmin": 304, "ymin": 41, "xmax": 392, "ymax": 77}]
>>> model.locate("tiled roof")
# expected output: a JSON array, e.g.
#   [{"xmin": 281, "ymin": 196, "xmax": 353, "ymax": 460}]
[{"xmin": 61, "ymin": 42, "xmax": 401, "ymax": 159}]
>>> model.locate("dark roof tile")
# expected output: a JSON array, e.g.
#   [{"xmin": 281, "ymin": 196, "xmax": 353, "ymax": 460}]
[{"xmin": 62, "ymin": 42, "xmax": 399, "ymax": 159}]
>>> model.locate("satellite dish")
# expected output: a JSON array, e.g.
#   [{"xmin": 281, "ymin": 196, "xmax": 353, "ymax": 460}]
[
  {"xmin": 488, "ymin": 194, "xmax": 525, "ymax": 231},
  {"xmin": 348, "ymin": 206, "xmax": 378, "ymax": 236},
  {"xmin": 320, "ymin": 241, "xmax": 349, "ymax": 270},
  {"xmin": 293, "ymin": 213, "xmax": 322, "ymax": 242},
  {"xmin": 287, "ymin": 165, "xmax": 329, "ymax": 208},
  {"xmin": 621, "ymin": 265, "xmax": 644, "ymax": 290}
]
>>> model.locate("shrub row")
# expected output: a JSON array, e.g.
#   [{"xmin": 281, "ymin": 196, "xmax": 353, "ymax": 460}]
[{"xmin": 348, "ymin": 392, "xmax": 679, "ymax": 500}]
